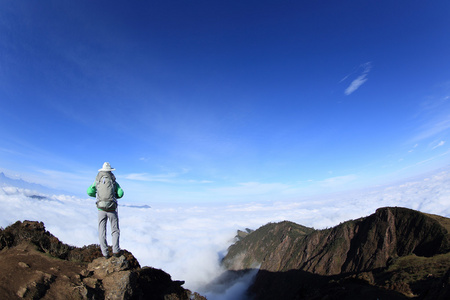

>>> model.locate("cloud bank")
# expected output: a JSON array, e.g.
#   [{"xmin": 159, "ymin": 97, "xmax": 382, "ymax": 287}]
[{"xmin": 1, "ymin": 166, "xmax": 450, "ymax": 299}]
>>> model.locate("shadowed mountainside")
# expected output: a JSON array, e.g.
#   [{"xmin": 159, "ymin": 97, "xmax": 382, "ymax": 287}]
[
  {"xmin": 223, "ymin": 206, "xmax": 450, "ymax": 299},
  {"xmin": 0, "ymin": 220, "xmax": 206, "ymax": 300}
]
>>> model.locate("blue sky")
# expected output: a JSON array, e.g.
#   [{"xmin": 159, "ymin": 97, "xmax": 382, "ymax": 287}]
[{"xmin": 1, "ymin": 1, "xmax": 450, "ymax": 203}]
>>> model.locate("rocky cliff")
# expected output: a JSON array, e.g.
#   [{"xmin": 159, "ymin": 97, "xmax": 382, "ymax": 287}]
[
  {"xmin": 223, "ymin": 207, "xmax": 450, "ymax": 299},
  {"xmin": 0, "ymin": 220, "xmax": 206, "ymax": 300}
]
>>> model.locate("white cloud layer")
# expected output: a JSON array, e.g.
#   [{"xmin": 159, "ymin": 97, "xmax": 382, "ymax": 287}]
[{"xmin": 1, "ymin": 166, "xmax": 450, "ymax": 299}]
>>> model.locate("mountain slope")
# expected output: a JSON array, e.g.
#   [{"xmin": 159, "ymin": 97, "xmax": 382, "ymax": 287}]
[{"xmin": 223, "ymin": 207, "xmax": 450, "ymax": 299}]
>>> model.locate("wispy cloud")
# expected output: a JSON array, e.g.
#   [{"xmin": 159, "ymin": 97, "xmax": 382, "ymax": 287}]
[
  {"xmin": 123, "ymin": 169, "xmax": 213, "ymax": 186},
  {"xmin": 208, "ymin": 175, "xmax": 358, "ymax": 201},
  {"xmin": 432, "ymin": 140, "xmax": 445, "ymax": 150},
  {"xmin": 411, "ymin": 116, "xmax": 450, "ymax": 143},
  {"xmin": 0, "ymin": 147, "xmax": 22, "ymax": 155},
  {"xmin": 320, "ymin": 174, "xmax": 357, "ymax": 187},
  {"xmin": 124, "ymin": 172, "xmax": 181, "ymax": 182},
  {"xmin": 408, "ymin": 144, "xmax": 419, "ymax": 153},
  {"xmin": 344, "ymin": 62, "xmax": 372, "ymax": 95},
  {"xmin": 210, "ymin": 182, "xmax": 289, "ymax": 197}
]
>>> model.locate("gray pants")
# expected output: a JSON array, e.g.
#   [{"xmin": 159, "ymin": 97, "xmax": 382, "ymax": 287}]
[{"xmin": 98, "ymin": 210, "xmax": 120, "ymax": 256}]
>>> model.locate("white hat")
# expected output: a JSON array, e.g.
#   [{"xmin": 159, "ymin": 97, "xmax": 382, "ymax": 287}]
[{"xmin": 99, "ymin": 162, "xmax": 116, "ymax": 172}]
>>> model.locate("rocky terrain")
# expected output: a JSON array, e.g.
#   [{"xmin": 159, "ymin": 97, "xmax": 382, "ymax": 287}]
[
  {"xmin": 223, "ymin": 206, "xmax": 450, "ymax": 299},
  {"xmin": 0, "ymin": 220, "xmax": 206, "ymax": 300},
  {"xmin": 2, "ymin": 207, "xmax": 450, "ymax": 300}
]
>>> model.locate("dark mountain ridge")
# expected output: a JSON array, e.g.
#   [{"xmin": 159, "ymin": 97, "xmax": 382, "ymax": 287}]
[{"xmin": 223, "ymin": 206, "xmax": 450, "ymax": 299}]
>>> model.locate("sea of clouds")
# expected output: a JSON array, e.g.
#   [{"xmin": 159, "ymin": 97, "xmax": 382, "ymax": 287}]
[{"xmin": 1, "ymin": 168, "xmax": 450, "ymax": 299}]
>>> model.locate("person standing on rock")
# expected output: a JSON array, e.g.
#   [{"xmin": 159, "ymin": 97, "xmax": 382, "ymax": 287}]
[{"xmin": 87, "ymin": 162, "xmax": 124, "ymax": 258}]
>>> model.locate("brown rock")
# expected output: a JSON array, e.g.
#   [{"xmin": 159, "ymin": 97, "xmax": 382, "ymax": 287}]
[
  {"xmin": 16, "ymin": 271, "xmax": 55, "ymax": 299},
  {"xmin": 103, "ymin": 270, "xmax": 136, "ymax": 300},
  {"xmin": 87, "ymin": 256, "xmax": 130, "ymax": 278},
  {"xmin": 0, "ymin": 221, "xmax": 207, "ymax": 300}
]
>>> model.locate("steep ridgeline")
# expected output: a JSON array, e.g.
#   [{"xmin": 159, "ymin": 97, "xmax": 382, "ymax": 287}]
[
  {"xmin": 0, "ymin": 221, "xmax": 206, "ymax": 300},
  {"xmin": 223, "ymin": 207, "xmax": 450, "ymax": 299}
]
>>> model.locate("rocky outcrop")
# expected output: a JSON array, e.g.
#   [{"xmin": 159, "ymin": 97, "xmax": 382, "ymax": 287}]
[
  {"xmin": 224, "ymin": 207, "xmax": 449, "ymax": 274},
  {"xmin": 0, "ymin": 221, "xmax": 206, "ymax": 300},
  {"xmin": 223, "ymin": 207, "xmax": 450, "ymax": 299},
  {"xmin": 224, "ymin": 221, "xmax": 315, "ymax": 271}
]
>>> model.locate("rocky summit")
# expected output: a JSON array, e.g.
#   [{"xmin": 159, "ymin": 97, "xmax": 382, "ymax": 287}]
[
  {"xmin": 223, "ymin": 207, "xmax": 450, "ymax": 299},
  {"xmin": 0, "ymin": 220, "xmax": 206, "ymax": 300}
]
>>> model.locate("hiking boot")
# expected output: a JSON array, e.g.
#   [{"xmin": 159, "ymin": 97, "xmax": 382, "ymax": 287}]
[{"xmin": 113, "ymin": 251, "xmax": 122, "ymax": 257}]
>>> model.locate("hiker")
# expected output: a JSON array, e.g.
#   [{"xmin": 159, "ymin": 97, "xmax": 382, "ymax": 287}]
[{"xmin": 87, "ymin": 162, "xmax": 124, "ymax": 258}]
